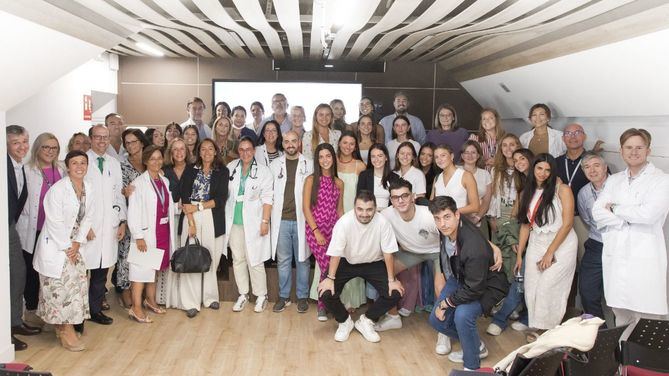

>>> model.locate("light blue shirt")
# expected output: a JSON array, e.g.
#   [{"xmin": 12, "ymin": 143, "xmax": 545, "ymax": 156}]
[
  {"xmin": 577, "ymin": 181, "xmax": 604, "ymax": 243},
  {"xmin": 379, "ymin": 113, "xmax": 426, "ymax": 144}
]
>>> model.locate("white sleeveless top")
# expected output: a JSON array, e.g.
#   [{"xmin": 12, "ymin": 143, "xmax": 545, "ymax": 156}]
[
  {"xmin": 434, "ymin": 167, "xmax": 468, "ymax": 209},
  {"xmin": 527, "ymin": 186, "xmax": 563, "ymax": 234}
]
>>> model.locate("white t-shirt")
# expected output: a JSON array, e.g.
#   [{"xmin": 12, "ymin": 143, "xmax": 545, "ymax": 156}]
[
  {"xmin": 394, "ymin": 166, "xmax": 427, "ymax": 195},
  {"xmin": 381, "ymin": 205, "xmax": 440, "ymax": 255},
  {"xmin": 327, "ymin": 210, "xmax": 398, "ymax": 264},
  {"xmin": 386, "ymin": 139, "xmax": 420, "ymax": 170},
  {"xmin": 374, "ymin": 175, "xmax": 390, "ymax": 210}
]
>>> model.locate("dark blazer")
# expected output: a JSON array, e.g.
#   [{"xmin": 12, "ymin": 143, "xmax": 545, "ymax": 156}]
[
  {"xmin": 356, "ymin": 169, "xmax": 401, "ymax": 195},
  {"xmin": 7, "ymin": 154, "xmax": 28, "ymax": 225},
  {"xmin": 164, "ymin": 164, "xmax": 186, "ymax": 235},
  {"xmin": 180, "ymin": 164, "xmax": 230, "ymax": 237},
  {"xmin": 440, "ymin": 217, "xmax": 509, "ymax": 315}
]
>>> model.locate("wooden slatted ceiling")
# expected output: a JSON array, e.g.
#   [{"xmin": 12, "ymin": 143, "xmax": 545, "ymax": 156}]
[{"xmin": 7, "ymin": 0, "xmax": 668, "ymax": 80}]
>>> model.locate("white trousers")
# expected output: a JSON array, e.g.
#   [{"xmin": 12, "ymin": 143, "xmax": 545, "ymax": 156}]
[
  {"xmin": 167, "ymin": 209, "xmax": 224, "ymax": 311},
  {"xmin": 229, "ymin": 224, "xmax": 267, "ymax": 297}
]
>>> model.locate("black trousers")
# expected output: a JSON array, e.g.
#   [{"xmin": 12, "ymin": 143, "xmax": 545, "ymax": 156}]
[
  {"xmin": 579, "ymin": 239, "xmax": 605, "ymax": 320},
  {"xmin": 89, "ymin": 267, "xmax": 109, "ymax": 314},
  {"xmin": 322, "ymin": 259, "xmax": 401, "ymax": 323},
  {"xmin": 23, "ymin": 230, "xmax": 41, "ymax": 311}
]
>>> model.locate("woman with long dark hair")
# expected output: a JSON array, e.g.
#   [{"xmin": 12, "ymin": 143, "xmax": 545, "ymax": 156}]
[
  {"xmin": 355, "ymin": 114, "xmax": 376, "ymax": 164},
  {"xmin": 515, "ymin": 153, "xmax": 577, "ymax": 341},
  {"xmin": 430, "ymin": 144, "xmax": 479, "ymax": 216},
  {"xmin": 357, "ymin": 143, "xmax": 401, "ymax": 211},
  {"xmin": 182, "ymin": 125, "xmax": 200, "ymax": 164},
  {"xmin": 303, "ymin": 143, "xmax": 344, "ymax": 321},
  {"xmin": 418, "ymin": 142, "xmax": 440, "ymax": 200},
  {"xmin": 171, "ymin": 139, "xmax": 229, "ymax": 318},
  {"xmin": 255, "ymin": 120, "xmax": 284, "ymax": 166},
  {"xmin": 393, "ymin": 141, "xmax": 426, "ymax": 199},
  {"xmin": 116, "ymin": 129, "xmax": 149, "ymax": 308},
  {"xmin": 386, "ymin": 115, "xmax": 420, "ymax": 170}
]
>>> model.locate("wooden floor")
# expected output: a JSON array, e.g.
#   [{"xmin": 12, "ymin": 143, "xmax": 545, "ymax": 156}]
[{"xmin": 16, "ymin": 298, "xmax": 528, "ymax": 376}]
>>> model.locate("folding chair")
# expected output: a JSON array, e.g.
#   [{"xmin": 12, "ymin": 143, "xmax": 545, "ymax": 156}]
[
  {"xmin": 620, "ymin": 319, "xmax": 669, "ymax": 375},
  {"xmin": 449, "ymin": 348, "xmax": 566, "ymax": 376},
  {"xmin": 562, "ymin": 324, "xmax": 629, "ymax": 376}
]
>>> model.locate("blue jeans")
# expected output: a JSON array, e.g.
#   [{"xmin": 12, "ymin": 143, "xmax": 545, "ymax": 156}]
[
  {"xmin": 429, "ymin": 276, "xmax": 483, "ymax": 370},
  {"xmin": 579, "ymin": 238, "xmax": 605, "ymax": 320},
  {"xmin": 491, "ymin": 262, "xmax": 528, "ymax": 329},
  {"xmin": 277, "ymin": 220, "xmax": 310, "ymax": 299}
]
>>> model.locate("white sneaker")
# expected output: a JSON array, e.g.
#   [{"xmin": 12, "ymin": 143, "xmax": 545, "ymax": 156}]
[
  {"xmin": 355, "ymin": 314, "xmax": 381, "ymax": 343},
  {"xmin": 448, "ymin": 342, "xmax": 488, "ymax": 363},
  {"xmin": 334, "ymin": 316, "xmax": 355, "ymax": 342},
  {"xmin": 373, "ymin": 314, "xmax": 402, "ymax": 332},
  {"xmin": 435, "ymin": 333, "xmax": 451, "ymax": 355},
  {"xmin": 254, "ymin": 295, "xmax": 268, "ymax": 313},
  {"xmin": 232, "ymin": 294, "xmax": 248, "ymax": 312},
  {"xmin": 398, "ymin": 308, "xmax": 412, "ymax": 317},
  {"xmin": 511, "ymin": 321, "xmax": 529, "ymax": 331},
  {"xmin": 486, "ymin": 323, "xmax": 503, "ymax": 336}
]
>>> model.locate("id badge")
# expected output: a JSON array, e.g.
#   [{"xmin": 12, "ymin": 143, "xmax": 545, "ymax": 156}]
[
  {"xmin": 236, "ymin": 194, "xmax": 244, "ymax": 203},
  {"xmin": 160, "ymin": 217, "xmax": 169, "ymax": 225}
]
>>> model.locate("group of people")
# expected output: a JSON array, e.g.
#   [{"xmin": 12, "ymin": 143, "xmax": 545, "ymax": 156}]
[{"xmin": 5, "ymin": 91, "xmax": 668, "ymax": 372}]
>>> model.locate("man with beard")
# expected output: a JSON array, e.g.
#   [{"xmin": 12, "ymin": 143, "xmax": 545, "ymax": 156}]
[
  {"xmin": 379, "ymin": 91, "xmax": 426, "ymax": 144},
  {"xmin": 269, "ymin": 131, "xmax": 313, "ymax": 313},
  {"xmin": 319, "ymin": 190, "xmax": 404, "ymax": 343},
  {"xmin": 263, "ymin": 93, "xmax": 292, "ymax": 134}
]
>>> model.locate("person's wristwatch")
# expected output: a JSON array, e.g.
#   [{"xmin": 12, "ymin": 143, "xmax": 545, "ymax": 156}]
[{"xmin": 198, "ymin": 203, "xmax": 204, "ymax": 211}]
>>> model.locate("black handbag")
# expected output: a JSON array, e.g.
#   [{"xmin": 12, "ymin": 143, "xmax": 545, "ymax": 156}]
[{"xmin": 171, "ymin": 236, "xmax": 212, "ymax": 273}]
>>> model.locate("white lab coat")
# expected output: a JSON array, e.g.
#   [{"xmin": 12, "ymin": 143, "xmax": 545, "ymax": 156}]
[
  {"xmin": 223, "ymin": 158, "xmax": 274, "ymax": 267},
  {"xmin": 33, "ymin": 177, "xmax": 95, "ymax": 279},
  {"xmin": 519, "ymin": 127, "xmax": 566, "ymax": 157},
  {"xmin": 255, "ymin": 144, "xmax": 284, "ymax": 167},
  {"xmin": 82, "ymin": 151, "xmax": 126, "ymax": 269},
  {"xmin": 127, "ymin": 172, "xmax": 176, "ymax": 257},
  {"xmin": 592, "ymin": 162, "xmax": 669, "ymax": 315},
  {"xmin": 17, "ymin": 163, "xmax": 65, "ymax": 253},
  {"xmin": 269, "ymin": 154, "xmax": 313, "ymax": 261}
]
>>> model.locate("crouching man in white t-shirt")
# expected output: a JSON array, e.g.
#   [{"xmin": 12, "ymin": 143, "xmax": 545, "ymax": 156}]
[{"xmin": 318, "ymin": 190, "xmax": 405, "ymax": 343}]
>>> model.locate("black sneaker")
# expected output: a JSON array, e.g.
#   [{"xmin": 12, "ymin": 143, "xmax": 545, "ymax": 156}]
[
  {"xmin": 272, "ymin": 298, "xmax": 290, "ymax": 312},
  {"xmin": 297, "ymin": 299, "xmax": 309, "ymax": 313}
]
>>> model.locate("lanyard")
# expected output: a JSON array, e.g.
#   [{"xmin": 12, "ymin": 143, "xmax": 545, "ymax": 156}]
[
  {"xmin": 150, "ymin": 177, "xmax": 166, "ymax": 207},
  {"xmin": 528, "ymin": 194, "xmax": 543, "ymax": 229},
  {"xmin": 41, "ymin": 167, "xmax": 56, "ymax": 188},
  {"xmin": 564, "ymin": 158, "xmax": 582, "ymax": 187}
]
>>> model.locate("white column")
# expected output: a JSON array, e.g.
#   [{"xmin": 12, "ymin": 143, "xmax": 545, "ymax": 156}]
[{"xmin": 0, "ymin": 110, "xmax": 15, "ymax": 361}]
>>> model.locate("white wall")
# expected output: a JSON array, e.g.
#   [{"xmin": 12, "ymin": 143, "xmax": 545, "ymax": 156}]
[{"xmin": 7, "ymin": 53, "xmax": 118, "ymax": 159}]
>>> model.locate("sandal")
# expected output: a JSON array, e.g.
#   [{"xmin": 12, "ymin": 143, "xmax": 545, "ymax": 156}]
[
  {"xmin": 143, "ymin": 299, "xmax": 166, "ymax": 314},
  {"xmin": 118, "ymin": 296, "xmax": 132, "ymax": 310},
  {"xmin": 128, "ymin": 309, "xmax": 153, "ymax": 323}
]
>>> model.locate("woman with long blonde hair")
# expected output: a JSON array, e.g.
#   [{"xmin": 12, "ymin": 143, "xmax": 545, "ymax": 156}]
[
  {"xmin": 301, "ymin": 103, "xmax": 341, "ymax": 160},
  {"xmin": 469, "ymin": 108, "xmax": 505, "ymax": 170}
]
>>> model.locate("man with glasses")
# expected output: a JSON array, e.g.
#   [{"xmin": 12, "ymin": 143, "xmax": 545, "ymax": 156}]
[
  {"xmin": 83, "ymin": 124, "xmax": 126, "ymax": 326},
  {"xmin": 263, "ymin": 93, "xmax": 291, "ymax": 134},
  {"xmin": 556, "ymin": 123, "xmax": 593, "ymax": 308}
]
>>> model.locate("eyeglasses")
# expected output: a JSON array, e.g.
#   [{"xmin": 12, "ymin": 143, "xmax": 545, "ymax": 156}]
[
  {"xmin": 563, "ymin": 130, "xmax": 584, "ymax": 138},
  {"xmin": 91, "ymin": 135, "xmax": 109, "ymax": 140},
  {"xmin": 40, "ymin": 145, "xmax": 59, "ymax": 152},
  {"xmin": 390, "ymin": 192, "xmax": 412, "ymax": 202}
]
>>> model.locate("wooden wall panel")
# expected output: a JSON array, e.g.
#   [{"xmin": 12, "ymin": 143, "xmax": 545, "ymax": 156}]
[{"xmin": 118, "ymin": 56, "xmax": 482, "ymax": 130}]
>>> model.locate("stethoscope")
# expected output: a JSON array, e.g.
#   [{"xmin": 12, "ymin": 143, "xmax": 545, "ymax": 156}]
[
  {"xmin": 277, "ymin": 159, "xmax": 308, "ymax": 179},
  {"xmin": 229, "ymin": 158, "xmax": 259, "ymax": 181}
]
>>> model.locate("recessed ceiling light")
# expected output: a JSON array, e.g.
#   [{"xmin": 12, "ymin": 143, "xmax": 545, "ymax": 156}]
[{"xmin": 136, "ymin": 42, "xmax": 164, "ymax": 57}]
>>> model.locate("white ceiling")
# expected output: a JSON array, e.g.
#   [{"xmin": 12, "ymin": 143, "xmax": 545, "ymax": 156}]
[{"xmin": 2, "ymin": 0, "xmax": 668, "ymax": 80}]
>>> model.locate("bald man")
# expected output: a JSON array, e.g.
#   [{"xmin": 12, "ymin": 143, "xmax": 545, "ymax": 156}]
[{"xmin": 556, "ymin": 123, "xmax": 592, "ymax": 309}]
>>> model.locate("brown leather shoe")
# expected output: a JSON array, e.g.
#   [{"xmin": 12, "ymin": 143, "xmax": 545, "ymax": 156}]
[
  {"xmin": 12, "ymin": 323, "xmax": 42, "ymax": 336},
  {"xmin": 12, "ymin": 335, "xmax": 28, "ymax": 351}
]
